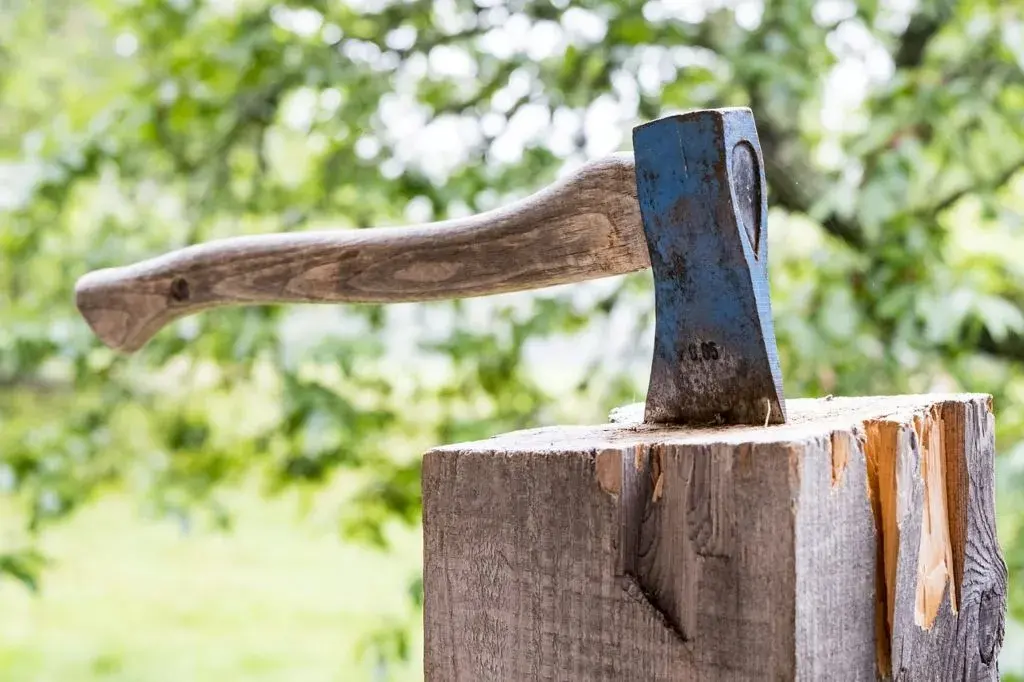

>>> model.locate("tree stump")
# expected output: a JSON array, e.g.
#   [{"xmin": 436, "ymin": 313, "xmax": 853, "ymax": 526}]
[{"xmin": 422, "ymin": 395, "xmax": 1006, "ymax": 681}]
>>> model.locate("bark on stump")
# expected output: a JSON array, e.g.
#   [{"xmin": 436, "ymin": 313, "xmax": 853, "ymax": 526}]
[{"xmin": 423, "ymin": 394, "xmax": 1006, "ymax": 681}]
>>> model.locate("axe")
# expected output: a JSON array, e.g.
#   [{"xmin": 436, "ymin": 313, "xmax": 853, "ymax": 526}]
[{"xmin": 75, "ymin": 107, "xmax": 786, "ymax": 426}]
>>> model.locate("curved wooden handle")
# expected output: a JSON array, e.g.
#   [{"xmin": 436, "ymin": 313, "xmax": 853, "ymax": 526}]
[{"xmin": 75, "ymin": 153, "xmax": 647, "ymax": 352}]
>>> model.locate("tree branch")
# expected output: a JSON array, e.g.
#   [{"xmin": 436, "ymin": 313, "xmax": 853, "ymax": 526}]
[
  {"xmin": 153, "ymin": 102, "xmax": 197, "ymax": 174},
  {"xmin": 748, "ymin": 92, "xmax": 866, "ymax": 248},
  {"xmin": 978, "ymin": 327, "xmax": 1024, "ymax": 363},
  {"xmin": 740, "ymin": 0, "xmax": 958, "ymax": 248},
  {"xmin": 921, "ymin": 156, "xmax": 1024, "ymax": 219},
  {"xmin": 0, "ymin": 376, "xmax": 72, "ymax": 393},
  {"xmin": 431, "ymin": 62, "xmax": 518, "ymax": 116},
  {"xmin": 893, "ymin": 0, "xmax": 956, "ymax": 69}
]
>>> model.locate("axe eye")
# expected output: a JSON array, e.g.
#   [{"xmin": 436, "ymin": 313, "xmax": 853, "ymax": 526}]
[{"xmin": 731, "ymin": 141, "xmax": 761, "ymax": 258}]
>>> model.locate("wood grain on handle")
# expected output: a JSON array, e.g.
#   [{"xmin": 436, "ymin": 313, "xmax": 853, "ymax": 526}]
[{"xmin": 75, "ymin": 153, "xmax": 647, "ymax": 352}]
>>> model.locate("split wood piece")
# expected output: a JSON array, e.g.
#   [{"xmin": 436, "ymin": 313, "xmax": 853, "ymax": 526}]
[{"xmin": 422, "ymin": 394, "xmax": 1006, "ymax": 681}]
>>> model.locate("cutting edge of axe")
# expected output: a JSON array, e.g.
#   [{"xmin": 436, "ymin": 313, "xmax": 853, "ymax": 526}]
[{"xmin": 74, "ymin": 106, "xmax": 786, "ymax": 427}]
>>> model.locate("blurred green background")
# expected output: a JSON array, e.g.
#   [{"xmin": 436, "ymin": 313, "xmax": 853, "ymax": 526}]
[{"xmin": 2, "ymin": 0, "xmax": 1024, "ymax": 679}]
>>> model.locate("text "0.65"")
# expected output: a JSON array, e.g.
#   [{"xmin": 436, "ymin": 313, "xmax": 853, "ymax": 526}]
[{"xmin": 687, "ymin": 341, "xmax": 720, "ymax": 362}]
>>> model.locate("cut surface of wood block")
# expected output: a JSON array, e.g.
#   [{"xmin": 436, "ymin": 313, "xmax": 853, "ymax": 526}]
[{"xmin": 422, "ymin": 394, "xmax": 1006, "ymax": 681}]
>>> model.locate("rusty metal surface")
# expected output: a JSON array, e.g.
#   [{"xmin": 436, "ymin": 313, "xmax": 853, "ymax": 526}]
[{"xmin": 633, "ymin": 108, "xmax": 786, "ymax": 426}]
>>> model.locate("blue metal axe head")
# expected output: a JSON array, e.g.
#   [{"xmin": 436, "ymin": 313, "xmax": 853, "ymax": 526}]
[{"xmin": 633, "ymin": 108, "xmax": 786, "ymax": 425}]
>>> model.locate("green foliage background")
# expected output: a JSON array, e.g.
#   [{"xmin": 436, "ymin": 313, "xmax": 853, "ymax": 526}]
[{"xmin": 2, "ymin": 0, "xmax": 1024, "ymax": 678}]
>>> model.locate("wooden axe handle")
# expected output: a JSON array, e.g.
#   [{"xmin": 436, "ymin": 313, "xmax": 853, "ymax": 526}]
[{"xmin": 75, "ymin": 153, "xmax": 647, "ymax": 352}]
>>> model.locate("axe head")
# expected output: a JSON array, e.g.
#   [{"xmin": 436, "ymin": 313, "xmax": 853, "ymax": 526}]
[{"xmin": 633, "ymin": 107, "xmax": 786, "ymax": 426}]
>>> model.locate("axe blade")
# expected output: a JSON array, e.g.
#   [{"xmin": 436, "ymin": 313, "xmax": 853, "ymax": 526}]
[{"xmin": 633, "ymin": 107, "xmax": 786, "ymax": 426}]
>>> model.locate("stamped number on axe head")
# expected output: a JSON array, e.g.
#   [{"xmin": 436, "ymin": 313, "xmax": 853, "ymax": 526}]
[{"xmin": 74, "ymin": 107, "xmax": 786, "ymax": 427}]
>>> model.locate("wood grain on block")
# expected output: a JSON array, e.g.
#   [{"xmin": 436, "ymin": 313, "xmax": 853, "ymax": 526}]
[{"xmin": 422, "ymin": 394, "xmax": 1005, "ymax": 681}]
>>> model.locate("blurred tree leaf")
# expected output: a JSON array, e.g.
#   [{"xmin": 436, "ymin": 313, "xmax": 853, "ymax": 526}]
[{"xmin": 0, "ymin": 548, "xmax": 48, "ymax": 592}]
